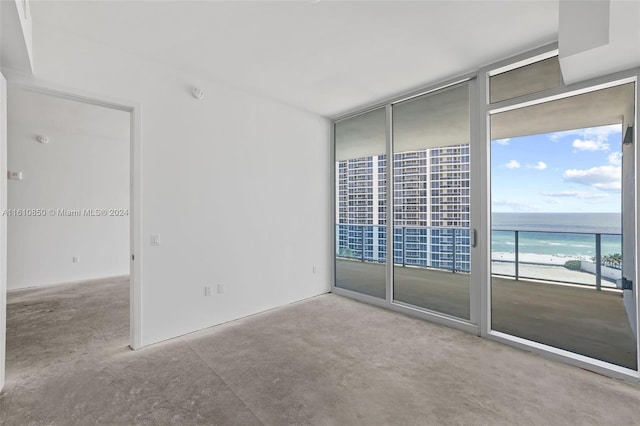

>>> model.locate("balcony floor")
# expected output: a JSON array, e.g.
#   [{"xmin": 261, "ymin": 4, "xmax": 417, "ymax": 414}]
[{"xmin": 336, "ymin": 259, "xmax": 637, "ymax": 370}]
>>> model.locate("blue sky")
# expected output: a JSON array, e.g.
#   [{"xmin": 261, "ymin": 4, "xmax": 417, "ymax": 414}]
[{"xmin": 491, "ymin": 124, "xmax": 623, "ymax": 213}]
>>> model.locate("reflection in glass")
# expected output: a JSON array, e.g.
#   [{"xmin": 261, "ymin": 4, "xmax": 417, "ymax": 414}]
[
  {"xmin": 391, "ymin": 83, "xmax": 471, "ymax": 319},
  {"xmin": 334, "ymin": 108, "xmax": 386, "ymax": 298}
]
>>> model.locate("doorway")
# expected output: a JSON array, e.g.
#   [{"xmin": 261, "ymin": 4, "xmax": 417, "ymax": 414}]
[
  {"xmin": 2, "ymin": 81, "xmax": 141, "ymax": 388},
  {"xmin": 487, "ymin": 63, "xmax": 637, "ymax": 371}
]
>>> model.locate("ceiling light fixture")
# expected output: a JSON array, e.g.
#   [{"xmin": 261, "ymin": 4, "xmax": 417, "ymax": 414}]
[{"xmin": 192, "ymin": 87, "xmax": 205, "ymax": 100}]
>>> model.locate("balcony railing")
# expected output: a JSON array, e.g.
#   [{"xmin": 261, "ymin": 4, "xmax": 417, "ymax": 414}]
[
  {"xmin": 336, "ymin": 224, "xmax": 622, "ymax": 290},
  {"xmin": 491, "ymin": 229, "xmax": 622, "ymax": 290},
  {"xmin": 335, "ymin": 223, "xmax": 470, "ymax": 273}
]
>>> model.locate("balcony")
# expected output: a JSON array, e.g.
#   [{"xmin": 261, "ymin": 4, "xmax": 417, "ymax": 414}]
[
  {"xmin": 334, "ymin": 224, "xmax": 634, "ymax": 370},
  {"xmin": 437, "ymin": 158, "xmax": 461, "ymax": 165},
  {"xmin": 491, "ymin": 229, "xmax": 622, "ymax": 289},
  {"xmin": 398, "ymin": 167, "xmax": 420, "ymax": 175},
  {"xmin": 351, "ymin": 200, "xmax": 371, "ymax": 206},
  {"xmin": 400, "ymin": 198, "xmax": 419, "ymax": 205},
  {"xmin": 397, "ymin": 152, "xmax": 421, "ymax": 159},
  {"xmin": 439, "ymin": 166, "xmax": 462, "ymax": 172},
  {"xmin": 438, "ymin": 189, "xmax": 462, "ymax": 196},
  {"xmin": 349, "ymin": 194, "xmax": 369, "ymax": 200}
]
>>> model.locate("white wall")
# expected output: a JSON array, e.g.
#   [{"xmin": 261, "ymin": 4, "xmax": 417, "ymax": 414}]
[
  {"xmin": 9, "ymin": 23, "xmax": 331, "ymax": 346},
  {"xmin": 7, "ymin": 88, "xmax": 130, "ymax": 289}
]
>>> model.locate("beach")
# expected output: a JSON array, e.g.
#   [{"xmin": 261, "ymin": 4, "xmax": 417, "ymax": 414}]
[
  {"xmin": 491, "ymin": 251, "xmax": 619, "ymax": 288},
  {"xmin": 491, "ymin": 251, "xmax": 589, "ymax": 265}
]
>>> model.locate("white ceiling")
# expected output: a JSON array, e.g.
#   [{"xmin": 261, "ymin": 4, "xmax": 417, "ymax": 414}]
[{"xmin": 30, "ymin": 1, "xmax": 559, "ymax": 117}]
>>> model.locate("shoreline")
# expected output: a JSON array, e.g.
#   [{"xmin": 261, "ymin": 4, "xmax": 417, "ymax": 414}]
[
  {"xmin": 491, "ymin": 251, "xmax": 620, "ymax": 288},
  {"xmin": 491, "ymin": 251, "xmax": 590, "ymax": 266}
]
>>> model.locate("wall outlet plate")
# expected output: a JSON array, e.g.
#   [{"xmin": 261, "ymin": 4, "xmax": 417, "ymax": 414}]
[{"xmin": 8, "ymin": 171, "xmax": 23, "ymax": 180}]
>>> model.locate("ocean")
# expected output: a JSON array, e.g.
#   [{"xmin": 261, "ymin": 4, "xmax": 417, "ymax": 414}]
[{"xmin": 492, "ymin": 213, "xmax": 622, "ymax": 258}]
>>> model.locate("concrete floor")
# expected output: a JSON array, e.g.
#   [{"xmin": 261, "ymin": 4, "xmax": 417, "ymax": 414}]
[
  {"xmin": 2, "ymin": 277, "xmax": 640, "ymax": 425},
  {"xmin": 337, "ymin": 259, "xmax": 637, "ymax": 369}
]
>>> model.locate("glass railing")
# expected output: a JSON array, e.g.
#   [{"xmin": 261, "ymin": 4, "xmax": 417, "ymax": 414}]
[
  {"xmin": 336, "ymin": 224, "xmax": 622, "ymax": 289},
  {"xmin": 335, "ymin": 224, "xmax": 470, "ymax": 273},
  {"xmin": 492, "ymin": 229, "xmax": 622, "ymax": 289},
  {"xmin": 335, "ymin": 224, "xmax": 387, "ymax": 264}
]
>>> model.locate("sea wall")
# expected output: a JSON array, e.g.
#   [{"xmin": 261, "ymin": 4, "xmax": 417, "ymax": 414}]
[{"xmin": 580, "ymin": 261, "xmax": 622, "ymax": 282}]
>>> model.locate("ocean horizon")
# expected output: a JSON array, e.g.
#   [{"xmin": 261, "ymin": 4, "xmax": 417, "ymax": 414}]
[{"xmin": 492, "ymin": 212, "xmax": 622, "ymax": 258}]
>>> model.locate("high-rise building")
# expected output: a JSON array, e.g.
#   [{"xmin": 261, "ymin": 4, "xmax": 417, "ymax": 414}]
[
  {"xmin": 336, "ymin": 156, "xmax": 386, "ymax": 263},
  {"xmin": 424, "ymin": 145, "xmax": 470, "ymax": 272},
  {"xmin": 336, "ymin": 144, "xmax": 470, "ymax": 272}
]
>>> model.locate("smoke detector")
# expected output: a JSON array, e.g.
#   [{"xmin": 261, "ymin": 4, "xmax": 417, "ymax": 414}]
[{"xmin": 192, "ymin": 88, "xmax": 205, "ymax": 100}]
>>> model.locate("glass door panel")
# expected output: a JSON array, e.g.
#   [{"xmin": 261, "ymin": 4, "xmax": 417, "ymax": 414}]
[
  {"xmin": 490, "ymin": 83, "xmax": 637, "ymax": 370},
  {"xmin": 335, "ymin": 108, "xmax": 387, "ymax": 299},
  {"xmin": 392, "ymin": 82, "xmax": 471, "ymax": 319}
]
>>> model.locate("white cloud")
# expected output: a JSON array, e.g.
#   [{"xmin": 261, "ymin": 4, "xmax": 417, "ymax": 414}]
[
  {"xmin": 608, "ymin": 151, "xmax": 622, "ymax": 166},
  {"xmin": 550, "ymin": 124, "xmax": 622, "ymax": 143},
  {"xmin": 540, "ymin": 190, "xmax": 609, "ymax": 199},
  {"xmin": 572, "ymin": 139, "xmax": 610, "ymax": 151},
  {"xmin": 527, "ymin": 161, "xmax": 547, "ymax": 170},
  {"xmin": 563, "ymin": 165, "xmax": 621, "ymax": 191},
  {"xmin": 585, "ymin": 198, "xmax": 610, "ymax": 205},
  {"xmin": 494, "ymin": 138, "xmax": 510, "ymax": 145},
  {"xmin": 492, "ymin": 199, "xmax": 542, "ymax": 212},
  {"xmin": 545, "ymin": 199, "xmax": 561, "ymax": 204},
  {"xmin": 504, "ymin": 160, "xmax": 520, "ymax": 169}
]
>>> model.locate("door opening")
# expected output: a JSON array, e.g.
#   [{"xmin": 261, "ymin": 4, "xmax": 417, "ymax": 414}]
[
  {"xmin": 2, "ymin": 82, "xmax": 141, "ymax": 389},
  {"xmin": 489, "ymin": 81, "xmax": 637, "ymax": 371}
]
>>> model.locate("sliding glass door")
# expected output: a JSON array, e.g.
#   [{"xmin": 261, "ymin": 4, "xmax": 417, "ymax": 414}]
[
  {"xmin": 392, "ymin": 83, "xmax": 471, "ymax": 319},
  {"xmin": 334, "ymin": 108, "xmax": 387, "ymax": 299},
  {"xmin": 488, "ymin": 55, "xmax": 638, "ymax": 371},
  {"xmin": 333, "ymin": 80, "xmax": 474, "ymax": 321},
  {"xmin": 333, "ymin": 47, "xmax": 639, "ymax": 379}
]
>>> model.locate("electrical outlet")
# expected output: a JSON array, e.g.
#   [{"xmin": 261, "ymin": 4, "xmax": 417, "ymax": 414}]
[
  {"xmin": 204, "ymin": 286, "xmax": 212, "ymax": 296},
  {"xmin": 8, "ymin": 171, "xmax": 23, "ymax": 180},
  {"xmin": 73, "ymin": 256, "xmax": 80, "ymax": 263}
]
